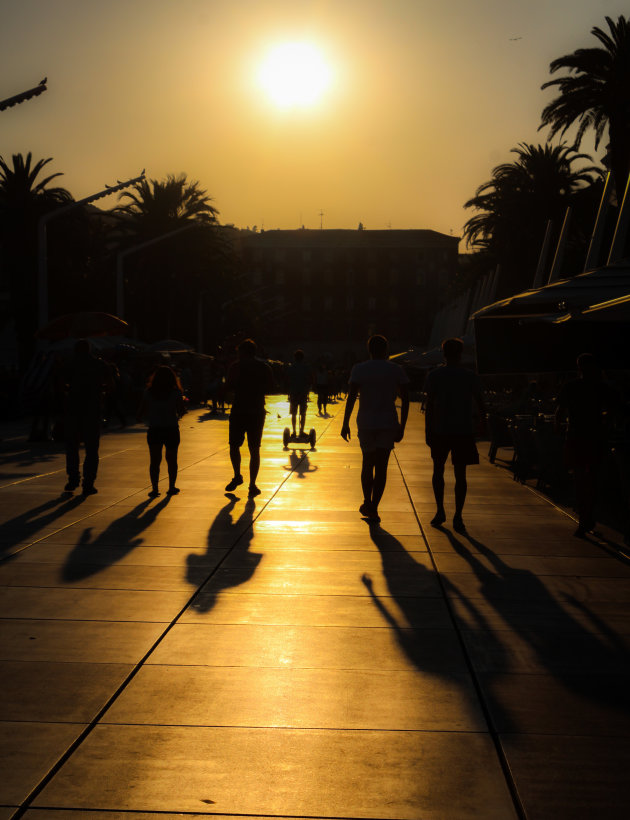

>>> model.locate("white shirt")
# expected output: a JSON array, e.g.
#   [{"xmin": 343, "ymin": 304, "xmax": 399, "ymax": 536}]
[{"xmin": 349, "ymin": 359, "xmax": 409, "ymax": 430}]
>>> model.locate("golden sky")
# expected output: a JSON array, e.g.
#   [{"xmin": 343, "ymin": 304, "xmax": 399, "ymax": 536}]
[{"xmin": 1, "ymin": 0, "xmax": 625, "ymax": 239}]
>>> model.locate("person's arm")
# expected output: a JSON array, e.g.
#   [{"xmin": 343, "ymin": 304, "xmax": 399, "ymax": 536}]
[
  {"xmin": 396, "ymin": 383, "xmax": 410, "ymax": 442},
  {"xmin": 341, "ymin": 383, "xmax": 359, "ymax": 441},
  {"xmin": 424, "ymin": 376, "xmax": 435, "ymax": 446}
]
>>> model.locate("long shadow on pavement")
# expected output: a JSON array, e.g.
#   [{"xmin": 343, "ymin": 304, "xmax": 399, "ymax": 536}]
[
  {"xmin": 440, "ymin": 526, "xmax": 630, "ymax": 715},
  {"xmin": 365, "ymin": 524, "xmax": 516, "ymax": 731},
  {"xmin": 0, "ymin": 495, "xmax": 86, "ymax": 560},
  {"xmin": 186, "ymin": 494, "xmax": 261, "ymax": 613},
  {"xmin": 61, "ymin": 496, "xmax": 172, "ymax": 581}
]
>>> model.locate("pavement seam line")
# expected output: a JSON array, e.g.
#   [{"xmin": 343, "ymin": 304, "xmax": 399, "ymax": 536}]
[
  {"xmin": 392, "ymin": 447, "xmax": 527, "ymax": 820},
  {"xmin": 10, "ymin": 413, "xmax": 337, "ymax": 819}
]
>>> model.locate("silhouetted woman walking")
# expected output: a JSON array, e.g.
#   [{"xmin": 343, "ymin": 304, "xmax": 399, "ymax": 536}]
[{"xmin": 137, "ymin": 365, "xmax": 185, "ymax": 497}]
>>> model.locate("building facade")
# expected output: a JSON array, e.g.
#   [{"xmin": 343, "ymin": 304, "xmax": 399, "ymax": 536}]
[{"xmin": 236, "ymin": 228, "xmax": 459, "ymax": 351}]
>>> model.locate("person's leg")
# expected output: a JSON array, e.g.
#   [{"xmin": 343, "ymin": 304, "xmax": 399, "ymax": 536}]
[
  {"xmin": 165, "ymin": 445, "xmax": 179, "ymax": 494},
  {"xmin": 360, "ymin": 450, "xmax": 376, "ymax": 516},
  {"xmin": 246, "ymin": 413, "xmax": 265, "ymax": 496},
  {"xmin": 371, "ymin": 447, "xmax": 391, "ymax": 517},
  {"xmin": 299, "ymin": 397, "xmax": 306, "ymax": 436},
  {"xmin": 431, "ymin": 455, "xmax": 447, "ymax": 525},
  {"xmin": 82, "ymin": 418, "xmax": 101, "ymax": 493},
  {"xmin": 453, "ymin": 463, "xmax": 468, "ymax": 531},
  {"xmin": 290, "ymin": 400, "xmax": 297, "ymax": 436},
  {"xmin": 226, "ymin": 418, "xmax": 244, "ymax": 491},
  {"xmin": 149, "ymin": 441, "xmax": 163, "ymax": 496},
  {"xmin": 64, "ymin": 417, "xmax": 81, "ymax": 490}
]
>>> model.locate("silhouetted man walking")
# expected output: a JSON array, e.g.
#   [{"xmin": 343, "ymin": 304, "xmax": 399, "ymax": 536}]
[
  {"xmin": 225, "ymin": 338, "xmax": 274, "ymax": 498},
  {"xmin": 425, "ymin": 337, "xmax": 485, "ymax": 532},
  {"xmin": 341, "ymin": 334, "xmax": 409, "ymax": 522},
  {"xmin": 62, "ymin": 339, "xmax": 113, "ymax": 495}
]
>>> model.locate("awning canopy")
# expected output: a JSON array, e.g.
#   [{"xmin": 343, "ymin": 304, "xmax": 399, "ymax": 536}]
[{"xmin": 472, "ymin": 261, "xmax": 630, "ymax": 374}]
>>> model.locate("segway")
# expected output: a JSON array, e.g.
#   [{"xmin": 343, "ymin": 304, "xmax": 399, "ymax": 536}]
[{"xmin": 283, "ymin": 427, "xmax": 316, "ymax": 450}]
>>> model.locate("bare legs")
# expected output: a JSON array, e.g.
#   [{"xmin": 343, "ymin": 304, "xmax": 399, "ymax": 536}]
[
  {"xmin": 431, "ymin": 458, "xmax": 467, "ymax": 530},
  {"xmin": 360, "ymin": 448, "xmax": 391, "ymax": 520},
  {"xmin": 229, "ymin": 441, "xmax": 261, "ymax": 496},
  {"xmin": 149, "ymin": 443, "xmax": 179, "ymax": 496}
]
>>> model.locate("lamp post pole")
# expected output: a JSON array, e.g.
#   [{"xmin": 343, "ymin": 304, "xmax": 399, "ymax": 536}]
[{"xmin": 37, "ymin": 171, "xmax": 145, "ymax": 328}]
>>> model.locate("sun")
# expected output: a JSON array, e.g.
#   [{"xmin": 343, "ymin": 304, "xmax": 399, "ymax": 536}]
[{"xmin": 257, "ymin": 42, "xmax": 332, "ymax": 108}]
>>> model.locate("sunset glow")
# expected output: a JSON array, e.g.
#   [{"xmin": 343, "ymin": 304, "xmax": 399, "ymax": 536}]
[{"xmin": 257, "ymin": 42, "xmax": 332, "ymax": 108}]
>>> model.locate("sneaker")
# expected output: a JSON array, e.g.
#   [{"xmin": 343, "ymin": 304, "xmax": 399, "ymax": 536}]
[
  {"xmin": 453, "ymin": 514, "xmax": 466, "ymax": 533},
  {"xmin": 248, "ymin": 484, "xmax": 261, "ymax": 497},
  {"xmin": 167, "ymin": 486, "xmax": 180, "ymax": 495},
  {"xmin": 82, "ymin": 485, "xmax": 98, "ymax": 496},
  {"xmin": 64, "ymin": 478, "xmax": 80, "ymax": 492},
  {"xmin": 148, "ymin": 488, "xmax": 160, "ymax": 498},
  {"xmin": 225, "ymin": 475, "xmax": 243, "ymax": 492},
  {"xmin": 430, "ymin": 509, "xmax": 446, "ymax": 527},
  {"xmin": 359, "ymin": 502, "xmax": 372, "ymax": 518}
]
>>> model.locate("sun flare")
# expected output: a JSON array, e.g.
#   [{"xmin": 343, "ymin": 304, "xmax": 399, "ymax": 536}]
[{"xmin": 258, "ymin": 42, "xmax": 332, "ymax": 108}]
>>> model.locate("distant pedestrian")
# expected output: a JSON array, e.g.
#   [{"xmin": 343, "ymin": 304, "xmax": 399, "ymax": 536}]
[
  {"xmin": 286, "ymin": 348, "xmax": 312, "ymax": 438},
  {"xmin": 555, "ymin": 353, "xmax": 620, "ymax": 537},
  {"xmin": 424, "ymin": 337, "xmax": 486, "ymax": 532},
  {"xmin": 225, "ymin": 338, "xmax": 274, "ymax": 497},
  {"xmin": 137, "ymin": 365, "xmax": 186, "ymax": 497},
  {"xmin": 341, "ymin": 334, "xmax": 409, "ymax": 522},
  {"xmin": 62, "ymin": 339, "xmax": 113, "ymax": 495},
  {"xmin": 316, "ymin": 364, "xmax": 329, "ymax": 415}
]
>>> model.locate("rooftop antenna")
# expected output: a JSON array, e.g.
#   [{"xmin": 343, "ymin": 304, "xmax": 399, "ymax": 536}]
[{"xmin": 319, "ymin": 210, "xmax": 324, "ymax": 230}]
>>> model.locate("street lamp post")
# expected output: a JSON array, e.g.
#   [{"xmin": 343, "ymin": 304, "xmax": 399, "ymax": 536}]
[{"xmin": 37, "ymin": 171, "xmax": 145, "ymax": 328}]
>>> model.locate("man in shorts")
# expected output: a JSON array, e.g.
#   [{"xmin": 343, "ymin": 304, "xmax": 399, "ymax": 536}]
[
  {"xmin": 341, "ymin": 334, "xmax": 409, "ymax": 522},
  {"xmin": 286, "ymin": 348, "xmax": 312, "ymax": 438},
  {"xmin": 425, "ymin": 337, "xmax": 486, "ymax": 533},
  {"xmin": 225, "ymin": 338, "xmax": 274, "ymax": 497}
]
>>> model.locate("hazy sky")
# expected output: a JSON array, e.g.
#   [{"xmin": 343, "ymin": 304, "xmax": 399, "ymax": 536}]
[{"xmin": 1, "ymin": 0, "xmax": 626, "ymax": 239}]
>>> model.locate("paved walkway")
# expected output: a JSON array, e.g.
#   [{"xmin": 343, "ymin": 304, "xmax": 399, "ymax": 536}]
[{"xmin": 1, "ymin": 396, "xmax": 630, "ymax": 819}]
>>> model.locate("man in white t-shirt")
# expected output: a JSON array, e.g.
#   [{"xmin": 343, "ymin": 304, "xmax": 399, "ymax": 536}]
[
  {"xmin": 424, "ymin": 337, "xmax": 486, "ymax": 532},
  {"xmin": 341, "ymin": 335, "xmax": 410, "ymax": 522}
]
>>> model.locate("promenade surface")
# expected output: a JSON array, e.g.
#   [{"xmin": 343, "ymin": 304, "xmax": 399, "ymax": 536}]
[{"xmin": 1, "ymin": 396, "xmax": 630, "ymax": 820}]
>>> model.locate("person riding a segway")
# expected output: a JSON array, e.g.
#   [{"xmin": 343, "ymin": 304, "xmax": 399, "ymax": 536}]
[{"xmin": 285, "ymin": 349, "xmax": 315, "ymax": 448}]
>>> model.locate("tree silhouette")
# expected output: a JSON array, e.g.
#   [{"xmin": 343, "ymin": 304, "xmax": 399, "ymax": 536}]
[
  {"xmin": 540, "ymin": 15, "xmax": 630, "ymax": 199},
  {"xmin": 0, "ymin": 153, "xmax": 73, "ymax": 369},
  {"xmin": 463, "ymin": 142, "xmax": 602, "ymax": 296},
  {"xmin": 113, "ymin": 174, "xmax": 228, "ymax": 343}
]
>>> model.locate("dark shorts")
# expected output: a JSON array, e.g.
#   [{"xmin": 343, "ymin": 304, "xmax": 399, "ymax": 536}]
[
  {"xmin": 147, "ymin": 426, "xmax": 180, "ymax": 449},
  {"xmin": 289, "ymin": 392, "xmax": 308, "ymax": 414},
  {"xmin": 430, "ymin": 434, "xmax": 479, "ymax": 466},
  {"xmin": 229, "ymin": 410, "xmax": 266, "ymax": 449}
]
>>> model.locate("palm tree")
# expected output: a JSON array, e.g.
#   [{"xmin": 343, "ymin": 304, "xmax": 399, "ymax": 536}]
[
  {"xmin": 114, "ymin": 174, "xmax": 226, "ymax": 341},
  {"xmin": 463, "ymin": 143, "xmax": 602, "ymax": 296},
  {"xmin": 540, "ymin": 15, "xmax": 630, "ymax": 198},
  {"xmin": 0, "ymin": 153, "xmax": 73, "ymax": 369}
]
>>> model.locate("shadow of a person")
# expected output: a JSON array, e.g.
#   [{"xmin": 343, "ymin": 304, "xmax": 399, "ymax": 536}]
[
  {"xmin": 0, "ymin": 495, "xmax": 86, "ymax": 560},
  {"xmin": 442, "ymin": 526, "xmax": 630, "ymax": 713},
  {"xmin": 61, "ymin": 495, "xmax": 171, "ymax": 581},
  {"xmin": 186, "ymin": 495, "xmax": 261, "ymax": 613},
  {"xmin": 365, "ymin": 524, "xmax": 515, "ymax": 731},
  {"xmin": 283, "ymin": 449, "xmax": 319, "ymax": 478}
]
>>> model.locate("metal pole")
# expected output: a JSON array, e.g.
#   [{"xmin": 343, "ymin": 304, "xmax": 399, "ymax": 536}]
[
  {"xmin": 584, "ymin": 172, "xmax": 612, "ymax": 271},
  {"xmin": 532, "ymin": 220, "xmax": 554, "ymax": 288},
  {"xmin": 547, "ymin": 207, "xmax": 572, "ymax": 284},
  {"xmin": 607, "ymin": 172, "xmax": 630, "ymax": 265}
]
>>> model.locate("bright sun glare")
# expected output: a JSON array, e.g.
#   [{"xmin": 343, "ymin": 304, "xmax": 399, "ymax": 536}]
[{"xmin": 258, "ymin": 42, "xmax": 332, "ymax": 108}]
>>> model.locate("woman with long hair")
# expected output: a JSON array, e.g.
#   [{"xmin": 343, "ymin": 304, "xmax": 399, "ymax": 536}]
[{"xmin": 137, "ymin": 365, "xmax": 185, "ymax": 497}]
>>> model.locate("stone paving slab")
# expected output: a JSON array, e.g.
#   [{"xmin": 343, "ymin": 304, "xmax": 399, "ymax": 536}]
[
  {"xmin": 33, "ymin": 725, "xmax": 517, "ymax": 819},
  {"xmin": 2, "ymin": 398, "xmax": 630, "ymax": 819}
]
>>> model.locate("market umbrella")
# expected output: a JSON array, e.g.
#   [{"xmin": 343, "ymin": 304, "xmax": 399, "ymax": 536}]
[{"xmin": 36, "ymin": 311, "xmax": 128, "ymax": 341}]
